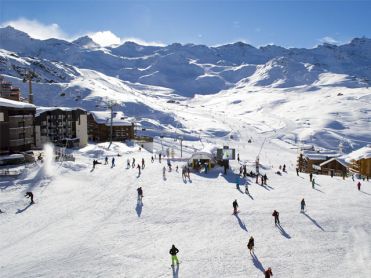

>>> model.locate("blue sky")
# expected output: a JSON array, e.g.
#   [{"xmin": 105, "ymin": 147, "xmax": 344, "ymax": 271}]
[{"xmin": 1, "ymin": 0, "xmax": 370, "ymax": 47}]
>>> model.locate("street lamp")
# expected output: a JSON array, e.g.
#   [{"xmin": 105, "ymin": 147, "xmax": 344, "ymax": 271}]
[
  {"xmin": 22, "ymin": 70, "xmax": 37, "ymax": 104},
  {"xmin": 96, "ymin": 98, "xmax": 118, "ymax": 149}
]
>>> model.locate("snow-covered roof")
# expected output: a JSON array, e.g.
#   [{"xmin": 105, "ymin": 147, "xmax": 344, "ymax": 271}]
[
  {"xmin": 189, "ymin": 144, "xmax": 217, "ymax": 161},
  {"xmin": 36, "ymin": 106, "xmax": 85, "ymax": 116},
  {"xmin": 320, "ymin": 157, "xmax": 348, "ymax": 168},
  {"xmin": 302, "ymin": 150, "xmax": 340, "ymax": 160},
  {"xmin": 0, "ymin": 97, "xmax": 35, "ymax": 109},
  {"xmin": 89, "ymin": 111, "xmax": 133, "ymax": 127},
  {"xmin": 345, "ymin": 145, "xmax": 371, "ymax": 162}
]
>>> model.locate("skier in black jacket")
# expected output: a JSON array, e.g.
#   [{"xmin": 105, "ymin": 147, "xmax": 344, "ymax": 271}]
[
  {"xmin": 233, "ymin": 200, "xmax": 239, "ymax": 214},
  {"xmin": 169, "ymin": 245, "xmax": 179, "ymax": 266},
  {"xmin": 25, "ymin": 192, "xmax": 34, "ymax": 204}
]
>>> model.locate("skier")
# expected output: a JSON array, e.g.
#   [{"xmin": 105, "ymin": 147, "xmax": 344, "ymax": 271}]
[
  {"xmin": 245, "ymin": 185, "xmax": 249, "ymax": 195},
  {"xmin": 237, "ymin": 153, "xmax": 240, "ymax": 163},
  {"xmin": 283, "ymin": 164, "xmax": 286, "ymax": 172},
  {"xmin": 309, "ymin": 172, "xmax": 313, "ymax": 182},
  {"xmin": 25, "ymin": 192, "xmax": 34, "ymax": 205},
  {"xmin": 187, "ymin": 167, "xmax": 191, "ymax": 179},
  {"xmin": 247, "ymin": 236, "xmax": 254, "ymax": 255},
  {"xmin": 236, "ymin": 174, "xmax": 240, "ymax": 190},
  {"xmin": 301, "ymin": 198, "xmax": 306, "ymax": 212},
  {"xmin": 239, "ymin": 166, "xmax": 243, "ymax": 176},
  {"xmin": 137, "ymin": 164, "xmax": 141, "ymax": 176},
  {"xmin": 163, "ymin": 166, "xmax": 166, "ymax": 179},
  {"xmin": 357, "ymin": 181, "xmax": 361, "ymax": 191},
  {"xmin": 142, "ymin": 158, "xmax": 145, "ymax": 169},
  {"xmin": 151, "ymin": 156, "xmax": 154, "ymax": 163},
  {"xmin": 233, "ymin": 199, "xmax": 239, "ymax": 214},
  {"xmin": 263, "ymin": 174, "xmax": 268, "ymax": 185},
  {"xmin": 243, "ymin": 165, "xmax": 247, "ymax": 178},
  {"xmin": 104, "ymin": 156, "xmax": 108, "ymax": 165},
  {"xmin": 176, "ymin": 165, "xmax": 179, "ymax": 172},
  {"xmin": 352, "ymin": 174, "xmax": 354, "ymax": 181},
  {"xmin": 159, "ymin": 153, "xmax": 162, "ymax": 163},
  {"xmin": 312, "ymin": 178, "xmax": 315, "ymax": 189},
  {"xmin": 92, "ymin": 159, "xmax": 97, "ymax": 169},
  {"xmin": 132, "ymin": 158, "xmax": 136, "ymax": 168},
  {"xmin": 169, "ymin": 244, "xmax": 179, "ymax": 266},
  {"xmin": 127, "ymin": 159, "xmax": 130, "ymax": 169},
  {"xmin": 296, "ymin": 167, "xmax": 299, "ymax": 176},
  {"xmin": 264, "ymin": 267, "xmax": 273, "ymax": 278},
  {"xmin": 279, "ymin": 165, "xmax": 282, "ymax": 171},
  {"xmin": 111, "ymin": 157, "xmax": 115, "ymax": 167},
  {"xmin": 182, "ymin": 167, "xmax": 186, "ymax": 180},
  {"xmin": 256, "ymin": 175, "xmax": 259, "ymax": 184},
  {"xmin": 272, "ymin": 210, "xmax": 280, "ymax": 225},
  {"xmin": 137, "ymin": 187, "xmax": 143, "ymax": 201}
]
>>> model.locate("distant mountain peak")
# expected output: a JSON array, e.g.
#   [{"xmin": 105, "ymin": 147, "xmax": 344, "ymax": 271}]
[{"xmin": 73, "ymin": 36, "xmax": 100, "ymax": 49}]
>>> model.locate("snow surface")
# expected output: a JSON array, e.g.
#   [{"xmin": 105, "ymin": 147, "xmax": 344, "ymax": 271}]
[
  {"xmin": 0, "ymin": 137, "xmax": 370, "ymax": 277},
  {"xmin": 0, "ymin": 97, "xmax": 35, "ymax": 109}
]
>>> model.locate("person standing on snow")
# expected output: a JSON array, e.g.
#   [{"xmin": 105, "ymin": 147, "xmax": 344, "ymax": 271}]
[
  {"xmin": 169, "ymin": 245, "xmax": 179, "ymax": 266},
  {"xmin": 127, "ymin": 159, "xmax": 130, "ymax": 169},
  {"xmin": 296, "ymin": 167, "xmax": 299, "ymax": 176},
  {"xmin": 159, "ymin": 153, "xmax": 162, "ymax": 163},
  {"xmin": 151, "ymin": 156, "xmax": 154, "ymax": 163},
  {"xmin": 272, "ymin": 210, "xmax": 280, "ymax": 225},
  {"xmin": 163, "ymin": 166, "xmax": 166, "ymax": 179},
  {"xmin": 309, "ymin": 173, "xmax": 313, "ymax": 182},
  {"xmin": 312, "ymin": 178, "xmax": 315, "ymax": 189},
  {"xmin": 233, "ymin": 199, "xmax": 239, "ymax": 214},
  {"xmin": 25, "ymin": 192, "xmax": 34, "ymax": 205},
  {"xmin": 237, "ymin": 153, "xmax": 240, "ymax": 163},
  {"xmin": 357, "ymin": 181, "xmax": 361, "ymax": 191},
  {"xmin": 283, "ymin": 164, "xmax": 286, "ymax": 172},
  {"xmin": 137, "ymin": 187, "xmax": 143, "ymax": 201},
  {"xmin": 104, "ymin": 156, "xmax": 108, "ymax": 165},
  {"xmin": 187, "ymin": 167, "xmax": 191, "ymax": 179},
  {"xmin": 137, "ymin": 164, "xmax": 141, "ymax": 175},
  {"xmin": 236, "ymin": 174, "xmax": 240, "ymax": 190},
  {"xmin": 132, "ymin": 158, "xmax": 136, "ymax": 168},
  {"xmin": 142, "ymin": 158, "xmax": 145, "ymax": 169},
  {"xmin": 301, "ymin": 198, "xmax": 306, "ymax": 212},
  {"xmin": 111, "ymin": 157, "xmax": 115, "ymax": 167},
  {"xmin": 264, "ymin": 267, "xmax": 273, "ymax": 278},
  {"xmin": 263, "ymin": 174, "xmax": 268, "ymax": 185},
  {"xmin": 247, "ymin": 236, "xmax": 254, "ymax": 255}
]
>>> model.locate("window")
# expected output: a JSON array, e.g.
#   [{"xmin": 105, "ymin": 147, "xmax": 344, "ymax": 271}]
[
  {"xmin": 19, "ymin": 132, "xmax": 25, "ymax": 139},
  {"xmin": 0, "ymin": 112, "xmax": 4, "ymax": 122}
]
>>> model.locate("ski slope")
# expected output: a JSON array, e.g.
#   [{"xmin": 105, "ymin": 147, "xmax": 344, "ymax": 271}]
[{"xmin": 1, "ymin": 139, "xmax": 370, "ymax": 278}]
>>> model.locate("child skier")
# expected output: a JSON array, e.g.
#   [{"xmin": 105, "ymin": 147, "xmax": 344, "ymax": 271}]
[{"xmin": 301, "ymin": 198, "xmax": 306, "ymax": 212}]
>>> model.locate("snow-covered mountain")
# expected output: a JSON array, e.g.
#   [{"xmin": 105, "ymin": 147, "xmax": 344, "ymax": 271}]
[
  {"xmin": 0, "ymin": 26, "xmax": 370, "ymax": 151},
  {"xmin": 1, "ymin": 26, "xmax": 371, "ymax": 96}
]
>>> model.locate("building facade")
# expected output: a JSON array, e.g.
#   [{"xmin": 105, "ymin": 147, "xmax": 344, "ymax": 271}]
[
  {"xmin": 0, "ymin": 97, "xmax": 35, "ymax": 154},
  {"xmin": 0, "ymin": 75, "xmax": 21, "ymax": 101},
  {"xmin": 88, "ymin": 111, "xmax": 134, "ymax": 142},
  {"xmin": 34, "ymin": 107, "xmax": 88, "ymax": 148}
]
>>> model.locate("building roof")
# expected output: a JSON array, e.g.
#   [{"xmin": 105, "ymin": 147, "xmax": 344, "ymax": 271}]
[
  {"xmin": 89, "ymin": 111, "xmax": 133, "ymax": 127},
  {"xmin": 0, "ymin": 97, "xmax": 35, "ymax": 109},
  {"xmin": 319, "ymin": 157, "xmax": 348, "ymax": 168},
  {"xmin": 36, "ymin": 106, "xmax": 85, "ymax": 116},
  {"xmin": 302, "ymin": 150, "xmax": 340, "ymax": 161},
  {"xmin": 345, "ymin": 145, "xmax": 371, "ymax": 162}
]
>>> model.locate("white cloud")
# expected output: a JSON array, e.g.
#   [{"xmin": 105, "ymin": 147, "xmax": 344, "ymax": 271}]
[
  {"xmin": 1, "ymin": 17, "xmax": 165, "ymax": 47},
  {"xmin": 319, "ymin": 36, "xmax": 340, "ymax": 45},
  {"xmin": 87, "ymin": 31, "xmax": 121, "ymax": 47},
  {"xmin": 1, "ymin": 18, "xmax": 68, "ymax": 40}
]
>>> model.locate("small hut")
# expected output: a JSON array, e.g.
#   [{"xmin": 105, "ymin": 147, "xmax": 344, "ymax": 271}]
[
  {"xmin": 319, "ymin": 157, "xmax": 348, "ymax": 176},
  {"xmin": 297, "ymin": 150, "xmax": 340, "ymax": 173}
]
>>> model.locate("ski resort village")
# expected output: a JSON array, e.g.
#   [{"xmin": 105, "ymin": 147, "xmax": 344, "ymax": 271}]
[{"xmin": 0, "ymin": 2, "xmax": 371, "ymax": 277}]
